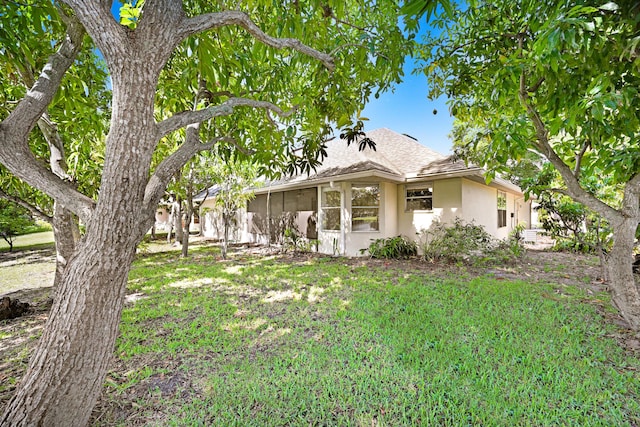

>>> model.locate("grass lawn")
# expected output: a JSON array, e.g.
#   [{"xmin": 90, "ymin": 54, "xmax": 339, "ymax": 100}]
[
  {"xmin": 0, "ymin": 231, "xmax": 56, "ymax": 294},
  {"xmin": 76, "ymin": 247, "xmax": 640, "ymax": 426},
  {"xmin": 0, "ymin": 231, "xmax": 54, "ymax": 252}
]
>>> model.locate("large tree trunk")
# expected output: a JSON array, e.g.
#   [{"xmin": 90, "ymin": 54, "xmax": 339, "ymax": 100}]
[
  {"xmin": 606, "ymin": 216, "xmax": 640, "ymax": 329},
  {"xmin": 1, "ymin": 44, "xmax": 161, "ymax": 425},
  {"xmin": 0, "ymin": 236, "xmax": 137, "ymax": 426}
]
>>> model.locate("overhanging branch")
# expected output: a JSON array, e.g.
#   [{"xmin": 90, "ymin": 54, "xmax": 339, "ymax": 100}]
[
  {"xmin": 178, "ymin": 10, "xmax": 334, "ymax": 71},
  {"xmin": 0, "ymin": 188, "xmax": 53, "ymax": 223},
  {"xmin": 517, "ymin": 68, "xmax": 619, "ymax": 221},
  {"xmin": 156, "ymin": 97, "xmax": 295, "ymax": 138},
  {"xmin": 142, "ymin": 135, "xmax": 233, "ymax": 214},
  {"xmin": 0, "ymin": 14, "xmax": 95, "ymax": 224}
]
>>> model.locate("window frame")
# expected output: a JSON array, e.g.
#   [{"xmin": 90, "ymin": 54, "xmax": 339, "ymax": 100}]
[
  {"xmin": 497, "ymin": 190, "xmax": 507, "ymax": 228},
  {"xmin": 351, "ymin": 184, "xmax": 380, "ymax": 232},
  {"xmin": 320, "ymin": 187, "xmax": 341, "ymax": 232},
  {"xmin": 405, "ymin": 183, "xmax": 434, "ymax": 212}
]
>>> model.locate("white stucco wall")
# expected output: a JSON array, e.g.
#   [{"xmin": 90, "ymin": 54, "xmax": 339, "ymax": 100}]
[
  {"xmin": 515, "ymin": 197, "xmax": 532, "ymax": 229},
  {"xmin": 460, "ymin": 178, "xmax": 500, "ymax": 236},
  {"xmin": 382, "ymin": 181, "xmax": 398, "ymax": 237},
  {"xmin": 460, "ymin": 178, "xmax": 529, "ymax": 239},
  {"xmin": 397, "ymin": 178, "xmax": 463, "ymax": 239},
  {"xmin": 199, "ymin": 198, "xmax": 245, "ymax": 242}
]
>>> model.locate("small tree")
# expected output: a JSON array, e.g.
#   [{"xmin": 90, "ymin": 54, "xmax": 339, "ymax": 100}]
[
  {"xmin": 209, "ymin": 156, "xmax": 259, "ymax": 259},
  {"xmin": 0, "ymin": 201, "xmax": 35, "ymax": 252}
]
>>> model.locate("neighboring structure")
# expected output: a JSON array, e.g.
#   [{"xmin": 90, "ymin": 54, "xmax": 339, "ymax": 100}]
[
  {"xmin": 199, "ymin": 128, "xmax": 532, "ymax": 256},
  {"xmin": 196, "ymin": 185, "xmax": 248, "ymax": 242}
]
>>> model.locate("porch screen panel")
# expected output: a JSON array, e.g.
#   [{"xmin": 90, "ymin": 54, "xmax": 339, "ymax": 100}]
[
  {"xmin": 352, "ymin": 185, "xmax": 379, "ymax": 231},
  {"xmin": 321, "ymin": 188, "xmax": 340, "ymax": 231}
]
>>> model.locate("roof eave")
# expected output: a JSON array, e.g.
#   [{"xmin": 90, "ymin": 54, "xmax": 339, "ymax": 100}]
[
  {"xmin": 414, "ymin": 167, "xmax": 484, "ymax": 181},
  {"xmin": 417, "ymin": 169, "xmax": 524, "ymax": 194},
  {"xmin": 254, "ymin": 169, "xmax": 404, "ymax": 194}
]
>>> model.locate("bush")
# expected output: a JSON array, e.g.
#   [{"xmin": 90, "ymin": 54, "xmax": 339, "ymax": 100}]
[
  {"xmin": 361, "ymin": 235, "xmax": 417, "ymax": 259},
  {"xmin": 419, "ymin": 218, "xmax": 525, "ymax": 265},
  {"xmin": 283, "ymin": 227, "xmax": 316, "ymax": 254}
]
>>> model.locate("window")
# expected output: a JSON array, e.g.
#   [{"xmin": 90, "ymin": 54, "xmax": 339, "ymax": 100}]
[
  {"xmin": 352, "ymin": 185, "xmax": 379, "ymax": 231},
  {"xmin": 321, "ymin": 188, "xmax": 341, "ymax": 231},
  {"xmin": 406, "ymin": 184, "xmax": 433, "ymax": 211},
  {"xmin": 497, "ymin": 190, "xmax": 507, "ymax": 228}
]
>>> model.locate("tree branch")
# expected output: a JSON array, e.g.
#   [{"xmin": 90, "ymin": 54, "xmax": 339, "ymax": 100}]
[
  {"xmin": 178, "ymin": 10, "xmax": 334, "ymax": 71},
  {"xmin": 0, "ymin": 188, "xmax": 53, "ymax": 223},
  {"xmin": 573, "ymin": 139, "xmax": 590, "ymax": 180},
  {"xmin": 527, "ymin": 76, "xmax": 545, "ymax": 93},
  {"xmin": 517, "ymin": 71, "xmax": 619, "ymax": 222},
  {"xmin": 2, "ymin": 15, "xmax": 84, "ymax": 133},
  {"xmin": 142, "ymin": 135, "xmax": 233, "ymax": 218},
  {"xmin": 156, "ymin": 97, "xmax": 296, "ymax": 138},
  {"xmin": 0, "ymin": 13, "xmax": 95, "ymax": 224},
  {"xmin": 61, "ymin": 0, "xmax": 125, "ymax": 63},
  {"xmin": 38, "ymin": 113, "xmax": 72, "ymax": 181}
]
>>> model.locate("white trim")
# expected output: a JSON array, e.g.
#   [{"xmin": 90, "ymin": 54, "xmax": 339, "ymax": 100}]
[
  {"xmin": 405, "ymin": 182, "xmax": 434, "ymax": 212},
  {"xmin": 253, "ymin": 170, "xmax": 403, "ymax": 194}
]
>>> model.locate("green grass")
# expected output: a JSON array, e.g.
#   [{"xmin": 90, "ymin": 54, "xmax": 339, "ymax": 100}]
[
  {"xmin": 95, "ymin": 247, "xmax": 640, "ymax": 426},
  {"xmin": 0, "ymin": 231, "xmax": 55, "ymax": 252}
]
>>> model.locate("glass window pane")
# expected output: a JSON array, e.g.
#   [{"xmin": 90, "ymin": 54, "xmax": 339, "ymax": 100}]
[
  {"xmin": 322, "ymin": 190, "xmax": 341, "ymax": 207},
  {"xmin": 407, "ymin": 188, "xmax": 432, "ymax": 198},
  {"xmin": 497, "ymin": 191, "xmax": 507, "ymax": 209},
  {"xmin": 406, "ymin": 185, "xmax": 433, "ymax": 211},
  {"xmin": 352, "ymin": 185, "xmax": 379, "ymax": 207},
  {"xmin": 322, "ymin": 208, "xmax": 340, "ymax": 230},
  {"xmin": 407, "ymin": 198, "xmax": 432, "ymax": 211},
  {"xmin": 352, "ymin": 207, "xmax": 379, "ymax": 231}
]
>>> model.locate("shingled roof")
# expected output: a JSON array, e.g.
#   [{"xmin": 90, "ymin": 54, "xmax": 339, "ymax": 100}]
[
  {"xmin": 262, "ymin": 128, "xmax": 448, "ymax": 189},
  {"xmin": 418, "ymin": 155, "xmax": 482, "ymax": 177}
]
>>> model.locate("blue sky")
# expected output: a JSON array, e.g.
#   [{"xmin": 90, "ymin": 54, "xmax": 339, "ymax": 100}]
[{"xmin": 362, "ymin": 60, "xmax": 454, "ymax": 155}]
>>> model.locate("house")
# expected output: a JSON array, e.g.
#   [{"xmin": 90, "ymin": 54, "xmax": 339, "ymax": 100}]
[
  {"xmin": 196, "ymin": 184, "xmax": 249, "ymax": 242},
  {"xmin": 199, "ymin": 128, "xmax": 532, "ymax": 256}
]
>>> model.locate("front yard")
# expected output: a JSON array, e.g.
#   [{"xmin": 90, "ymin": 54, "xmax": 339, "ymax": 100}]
[{"xmin": 1, "ymin": 245, "xmax": 639, "ymax": 425}]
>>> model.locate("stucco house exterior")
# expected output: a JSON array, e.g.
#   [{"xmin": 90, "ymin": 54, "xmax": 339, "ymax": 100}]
[{"xmin": 198, "ymin": 128, "xmax": 532, "ymax": 256}]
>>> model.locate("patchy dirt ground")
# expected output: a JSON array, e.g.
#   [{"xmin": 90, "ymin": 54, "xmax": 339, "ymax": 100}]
[{"xmin": 1, "ymin": 246, "xmax": 638, "ymax": 421}]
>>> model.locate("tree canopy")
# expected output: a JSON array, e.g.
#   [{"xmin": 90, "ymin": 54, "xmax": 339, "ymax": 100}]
[
  {"xmin": 0, "ymin": 1, "xmax": 412, "ymax": 424},
  {"xmin": 418, "ymin": 0, "xmax": 640, "ymax": 327},
  {"xmin": 0, "ymin": 200, "xmax": 35, "ymax": 252}
]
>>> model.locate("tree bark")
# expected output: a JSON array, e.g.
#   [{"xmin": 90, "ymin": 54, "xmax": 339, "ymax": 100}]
[
  {"xmin": 0, "ymin": 238, "xmax": 136, "ymax": 426},
  {"xmin": 222, "ymin": 211, "xmax": 229, "ymax": 259},
  {"xmin": 166, "ymin": 205, "xmax": 174, "ymax": 243},
  {"xmin": 605, "ymin": 214, "xmax": 640, "ymax": 329},
  {"xmin": 51, "ymin": 202, "xmax": 80, "ymax": 288},
  {"xmin": 1, "ymin": 22, "xmax": 162, "ymax": 423},
  {"xmin": 175, "ymin": 199, "xmax": 184, "ymax": 244},
  {"xmin": 0, "ymin": 2, "xmax": 339, "ymax": 423},
  {"xmin": 181, "ymin": 197, "xmax": 193, "ymax": 258}
]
